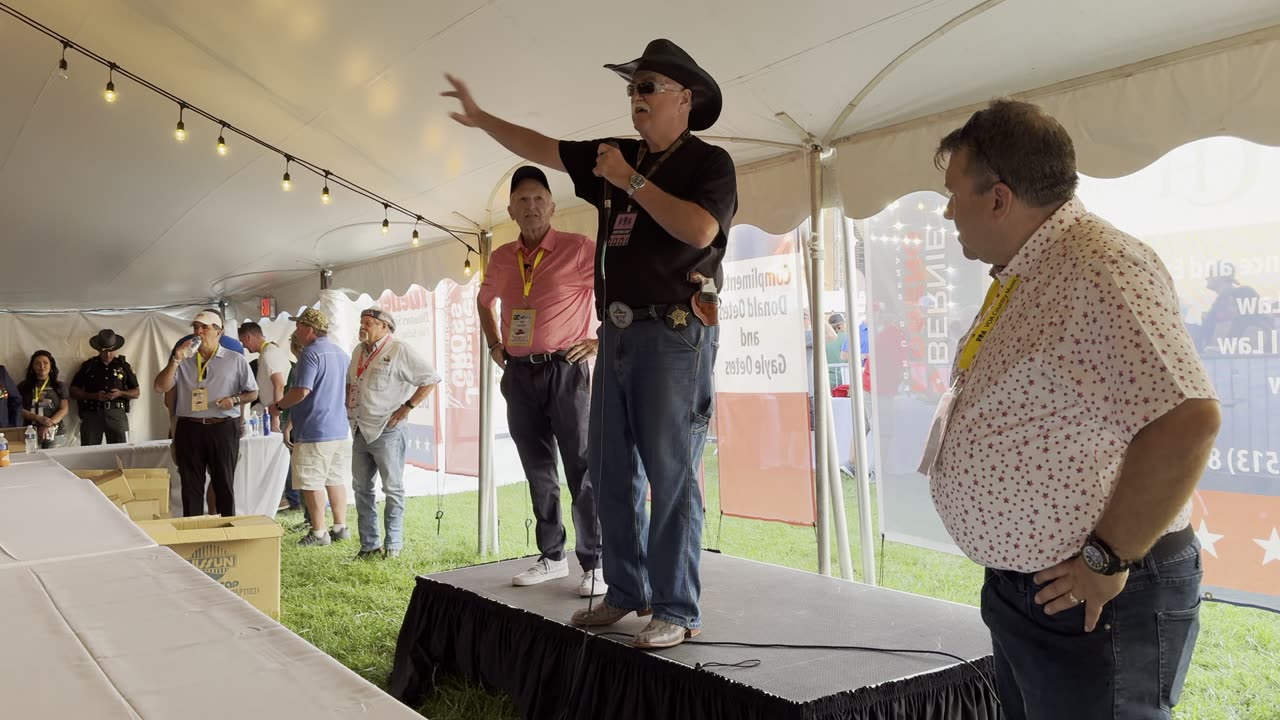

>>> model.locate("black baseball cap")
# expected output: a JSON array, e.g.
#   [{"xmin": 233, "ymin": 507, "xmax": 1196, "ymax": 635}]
[{"xmin": 510, "ymin": 166, "xmax": 551, "ymax": 194}]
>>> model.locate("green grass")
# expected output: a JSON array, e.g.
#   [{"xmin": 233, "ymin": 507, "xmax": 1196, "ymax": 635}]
[{"xmin": 279, "ymin": 450, "xmax": 1280, "ymax": 720}]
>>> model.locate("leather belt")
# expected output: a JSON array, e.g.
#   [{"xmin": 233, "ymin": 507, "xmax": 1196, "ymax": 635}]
[
  {"xmin": 179, "ymin": 416, "xmax": 232, "ymax": 425},
  {"xmin": 1145, "ymin": 524, "xmax": 1196, "ymax": 565},
  {"xmin": 82, "ymin": 401, "xmax": 128, "ymax": 411},
  {"xmin": 505, "ymin": 350, "xmax": 569, "ymax": 365}
]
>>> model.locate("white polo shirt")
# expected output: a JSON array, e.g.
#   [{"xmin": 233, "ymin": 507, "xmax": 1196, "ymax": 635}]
[
  {"xmin": 346, "ymin": 336, "xmax": 440, "ymax": 443},
  {"xmin": 254, "ymin": 341, "xmax": 291, "ymax": 406}
]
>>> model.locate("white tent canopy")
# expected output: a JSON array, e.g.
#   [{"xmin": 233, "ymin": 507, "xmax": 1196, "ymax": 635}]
[{"xmin": 2, "ymin": 0, "xmax": 1278, "ymax": 312}]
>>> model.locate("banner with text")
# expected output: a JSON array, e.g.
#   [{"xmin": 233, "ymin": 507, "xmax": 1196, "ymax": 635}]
[
  {"xmin": 376, "ymin": 285, "xmax": 440, "ymax": 471},
  {"xmin": 715, "ymin": 224, "xmax": 814, "ymax": 525},
  {"xmin": 439, "ymin": 279, "xmax": 482, "ymax": 477}
]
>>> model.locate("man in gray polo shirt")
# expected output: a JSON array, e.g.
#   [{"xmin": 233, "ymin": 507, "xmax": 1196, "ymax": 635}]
[{"xmin": 154, "ymin": 309, "xmax": 258, "ymax": 517}]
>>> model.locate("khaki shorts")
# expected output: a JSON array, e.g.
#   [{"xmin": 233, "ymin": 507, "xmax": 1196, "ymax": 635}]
[{"xmin": 291, "ymin": 439, "xmax": 352, "ymax": 492}]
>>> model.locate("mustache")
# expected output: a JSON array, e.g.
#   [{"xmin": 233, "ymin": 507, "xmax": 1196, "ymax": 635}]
[{"xmin": 632, "ymin": 100, "xmax": 651, "ymax": 113}]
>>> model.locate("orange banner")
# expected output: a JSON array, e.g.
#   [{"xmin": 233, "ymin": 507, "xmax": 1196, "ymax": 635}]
[
  {"xmin": 1191, "ymin": 489, "xmax": 1280, "ymax": 603},
  {"xmin": 716, "ymin": 392, "xmax": 815, "ymax": 525}
]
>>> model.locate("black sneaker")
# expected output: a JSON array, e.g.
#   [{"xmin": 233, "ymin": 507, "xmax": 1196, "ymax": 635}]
[
  {"xmin": 354, "ymin": 548, "xmax": 382, "ymax": 560},
  {"xmin": 298, "ymin": 532, "xmax": 331, "ymax": 547},
  {"xmin": 329, "ymin": 526, "xmax": 351, "ymax": 542}
]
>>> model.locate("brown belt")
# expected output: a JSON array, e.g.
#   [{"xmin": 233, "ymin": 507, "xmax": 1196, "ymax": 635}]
[{"xmin": 179, "ymin": 416, "xmax": 232, "ymax": 425}]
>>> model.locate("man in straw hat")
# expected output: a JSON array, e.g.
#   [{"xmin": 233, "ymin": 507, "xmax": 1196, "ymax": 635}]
[
  {"xmin": 154, "ymin": 309, "xmax": 258, "ymax": 516},
  {"xmin": 272, "ymin": 308, "xmax": 352, "ymax": 546},
  {"xmin": 444, "ymin": 38, "xmax": 737, "ymax": 648},
  {"xmin": 70, "ymin": 329, "xmax": 141, "ymax": 445},
  {"xmin": 346, "ymin": 307, "xmax": 440, "ymax": 559}
]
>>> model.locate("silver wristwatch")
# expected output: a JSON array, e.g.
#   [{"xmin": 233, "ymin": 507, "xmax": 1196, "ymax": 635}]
[{"xmin": 627, "ymin": 173, "xmax": 646, "ymax": 197}]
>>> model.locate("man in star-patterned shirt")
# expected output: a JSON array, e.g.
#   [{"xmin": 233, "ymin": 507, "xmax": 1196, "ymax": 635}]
[{"xmin": 926, "ymin": 99, "xmax": 1220, "ymax": 719}]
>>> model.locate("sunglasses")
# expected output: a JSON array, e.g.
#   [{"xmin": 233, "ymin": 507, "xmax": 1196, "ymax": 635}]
[{"xmin": 626, "ymin": 81, "xmax": 682, "ymax": 97}]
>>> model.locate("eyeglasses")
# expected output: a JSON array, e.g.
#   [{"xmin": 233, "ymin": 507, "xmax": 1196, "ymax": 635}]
[{"xmin": 626, "ymin": 81, "xmax": 682, "ymax": 97}]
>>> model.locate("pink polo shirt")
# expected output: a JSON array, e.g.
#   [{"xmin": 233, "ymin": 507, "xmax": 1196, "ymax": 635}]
[{"xmin": 477, "ymin": 227, "xmax": 596, "ymax": 357}]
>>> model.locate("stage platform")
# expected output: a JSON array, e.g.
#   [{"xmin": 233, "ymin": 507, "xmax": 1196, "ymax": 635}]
[{"xmin": 390, "ymin": 552, "xmax": 999, "ymax": 719}]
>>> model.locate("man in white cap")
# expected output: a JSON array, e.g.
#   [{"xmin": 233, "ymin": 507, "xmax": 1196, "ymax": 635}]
[
  {"xmin": 347, "ymin": 307, "xmax": 440, "ymax": 559},
  {"xmin": 445, "ymin": 38, "xmax": 736, "ymax": 648},
  {"xmin": 154, "ymin": 309, "xmax": 258, "ymax": 516}
]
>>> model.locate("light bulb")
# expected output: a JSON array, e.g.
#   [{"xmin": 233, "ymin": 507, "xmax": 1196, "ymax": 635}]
[
  {"xmin": 104, "ymin": 80, "xmax": 116, "ymax": 103},
  {"xmin": 464, "ymin": 257, "xmax": 473, "ymax": 276},
  {"xmin": 57, "ymin": 58, "xmax": 68, "ymax": 80},
  {"xmin": 321, "ymin": 186, "xmax": 331, "ymax": 204},
  {"xmin": 381, "ymin": 218, "xmax": 389, "ymax": 234},
  {"xmin": 411, "ymin": 229, "xmax": 420, "ymax": 246},
  {"xmin": 281, "ymin": 172, "xmax": 292, "ymax": 192},
  {"xmin": 174, "ymin": 121, "xmax": 186, "ymax": 142},
  {"xmin": 217, "ymin": 136, "xmax": 228, "ymax": 156}
]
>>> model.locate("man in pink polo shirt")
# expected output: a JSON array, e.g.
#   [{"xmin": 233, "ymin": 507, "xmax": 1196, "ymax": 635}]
[{"xmin": 478, "ymin": 166, "xmax": 604, "ymax": 597}]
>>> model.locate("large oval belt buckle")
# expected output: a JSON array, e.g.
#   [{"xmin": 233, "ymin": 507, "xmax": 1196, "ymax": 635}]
[{"xmin": 607, "ymin": 302, "xmax": 633, "ymax": 329}]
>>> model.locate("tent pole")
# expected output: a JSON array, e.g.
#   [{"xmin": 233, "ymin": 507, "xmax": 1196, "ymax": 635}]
[
  {"xmin": 819, "ymin": 205, "xmax": 855, "ymax": 581},
  {"xmin": 477, "ymin": 230, "xmax": 499, "ymax": 555},
  {"xmin": 838, "ymin": 214, "xmax": 878, "ymax": 586},
  {"xmin": 807, "ymin": 150, "xmax": 831, "ymax": 577}
]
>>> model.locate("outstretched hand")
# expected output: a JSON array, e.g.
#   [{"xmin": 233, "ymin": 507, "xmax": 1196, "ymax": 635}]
[{"xmin": 442, "ymin": 73, "xmax": 484, "ymax": 127}]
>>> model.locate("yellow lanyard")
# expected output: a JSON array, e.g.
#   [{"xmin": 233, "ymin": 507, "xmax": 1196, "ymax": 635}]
[
  {"xmin": 516, "ymin": 247, "xmax": 546, "ymax": 300},
  {"xmin": 33, "ymin": 377, "xmax": 49, "ymax": 404},
  {"xmin": 196, "ymin": 349, "xmax": 212, "ymax": 384},
  {"xmin": 957, "ymin": 276, "xmax": 1020, "ymax": 371}
]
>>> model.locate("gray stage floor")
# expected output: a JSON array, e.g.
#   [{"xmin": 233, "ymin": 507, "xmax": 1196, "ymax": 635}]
[{"xmin": 428, "ymin": 551, "xmax": 993, "ymax": 703}]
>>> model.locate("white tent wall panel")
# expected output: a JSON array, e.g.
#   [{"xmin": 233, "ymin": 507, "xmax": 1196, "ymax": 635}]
[{"xmin": 0, "ymin": 309, "xmax": 194, "ymax": 443}]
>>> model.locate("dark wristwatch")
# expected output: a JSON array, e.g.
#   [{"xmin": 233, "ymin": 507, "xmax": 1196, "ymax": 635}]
[
  {"xmin": 1081, "ymin": 532, "xmax": 1136, "ymax": 575},
  {"xmin": 626, "ymin": 173, "xmax": 646, "ymax": 197},
  {"xmin": 403, "ymin": 400, "xmax": 416, "ymax": 410}
]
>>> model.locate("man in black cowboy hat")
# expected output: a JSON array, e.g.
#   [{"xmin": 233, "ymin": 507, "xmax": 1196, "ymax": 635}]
[
  {"xmin": 70, "ymin": 329, "xmax": 141, "ymax": 445},
  {"xmin": 445, "ymin": 38, "xmax": 737, "ymax": 649}
]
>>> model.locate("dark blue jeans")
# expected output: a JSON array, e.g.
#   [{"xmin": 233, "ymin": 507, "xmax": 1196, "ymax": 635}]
[
  {"xmin": 981, "ymin": 537, "xmax": 1202, "ymax": 719},
  {"xmin": 590, "ymin": 315, "xmax": 717, "ymax": 629}
]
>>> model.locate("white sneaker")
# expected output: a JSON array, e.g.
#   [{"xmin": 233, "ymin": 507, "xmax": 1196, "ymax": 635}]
[
  {"xmin": 512, "ymin": 557, "xmax": 569, "ymax": 586},
  {"xmin": 577, "ymin": 568, "xmax": 607, "ymax": 597}
]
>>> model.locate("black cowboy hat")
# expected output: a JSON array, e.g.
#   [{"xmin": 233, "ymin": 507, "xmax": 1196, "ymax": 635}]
[
  {"xmin": 604, "ymin": 39, "xmax": 722, "ymax": 132},
  {"xmin": 89, "ymin": 329, "xmax": 125, "ymax": 352}
]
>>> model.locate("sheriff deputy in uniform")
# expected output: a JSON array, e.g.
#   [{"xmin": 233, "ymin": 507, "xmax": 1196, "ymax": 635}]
[
  {"xmin": 445, "ymin": 38, "xmax": 737, "ymax": 649},
  {"xmin": 70, "ymin": 329, "xmax": 141, "ymax": 445}
]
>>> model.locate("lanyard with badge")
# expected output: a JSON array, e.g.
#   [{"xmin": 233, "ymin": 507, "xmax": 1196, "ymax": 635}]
[
  {"xmin": 917, "ymin": 276, "xmax": 1020, "ymax": 475},
  {"xmin": 192, "ymin": 349, "xmax": 211, "ymax": 412},
  {"xmin": 33, "ymin": 377, "xmax": 50, "ymax": 413},
  {"xmin": 348, "ymin": 336, "xmax": 390, "ymax": 410},
  {"xmin": 607, "ymin": 131, "xmax": 690, "ymax": 248},
  {"xmin": 507, "ymin": 247, "xmax": 546, "ymax": 348}
]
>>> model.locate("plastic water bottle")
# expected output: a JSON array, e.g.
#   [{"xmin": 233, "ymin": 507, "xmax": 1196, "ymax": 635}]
[
  {"xmin": 248, "ymin": 413, "xmax": 260, "ymax": 437},
  {"xmin": 24, "ymin": 425, "xmax": 37, "ymax": 454},
  {"xmin": 0, "ymin": 435, "xmax": 9, "ymax": 467}
]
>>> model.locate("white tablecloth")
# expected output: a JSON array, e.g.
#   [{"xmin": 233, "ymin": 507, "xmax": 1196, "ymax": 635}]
[{"xmin": 43, "ymin": 434, "xmax": 290, "ymax": 518}]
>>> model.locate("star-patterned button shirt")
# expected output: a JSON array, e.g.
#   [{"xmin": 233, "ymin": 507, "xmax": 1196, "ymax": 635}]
[{"xmin": 929, "ymin": 196, "xmax": 1216, "ymax": 573}]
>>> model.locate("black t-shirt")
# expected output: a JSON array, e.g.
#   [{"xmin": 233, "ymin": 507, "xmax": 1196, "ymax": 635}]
[
  {"xmin": 72, "ymin": 357, "xmax": 140, "ymax": 410},
  {"xmin": 559, "ymin": 135, "xmax": 737, "ymax": 314}
]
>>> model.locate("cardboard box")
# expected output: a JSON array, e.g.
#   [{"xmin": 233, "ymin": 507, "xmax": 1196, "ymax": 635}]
[
  {"xmin": 122, "ymin": 499, "xmax": 160, "ymax": 521},
  {"xmin": 88, "ymin": 471, "xmax": 135, "ymax": 506},
  {"xmin": 75, "ymin": 468, "xmax": 171, "ymax": 517},
  {"xmin": 134, "ymin": 515, "xmax": 284, "ymax": 618}
]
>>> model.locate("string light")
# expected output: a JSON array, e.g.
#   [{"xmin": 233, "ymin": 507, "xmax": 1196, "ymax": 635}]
[
  {"xmin": 411, "ymin": 216, "xmax": 421, "ymax": 246},
  {"xmin": 1, "ymin": 3, "xmax": 480, "ymax": 262},
  {"xmin": 103, "ymin": 63, "xmax": 117, "ymax": 103},
  {"xmin": 463, "ymin": 252, "xmax": 473, "ymax": 276},
  {"xmin": 56, "ymin": 41, "xmax": 68, "ymax": 79}
]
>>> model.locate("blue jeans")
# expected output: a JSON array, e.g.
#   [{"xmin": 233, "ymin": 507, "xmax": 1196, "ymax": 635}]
[
  {"xmin": 981, "ymin": 537, "xmax": 1202, "ymax": 719},
  {"xmin": 590, "ymin": 315, "xmax": 717, "ymax": 629},
  {"xmin": 352, "ymin": 425, "xmax": 407, "ymax": 552}
]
